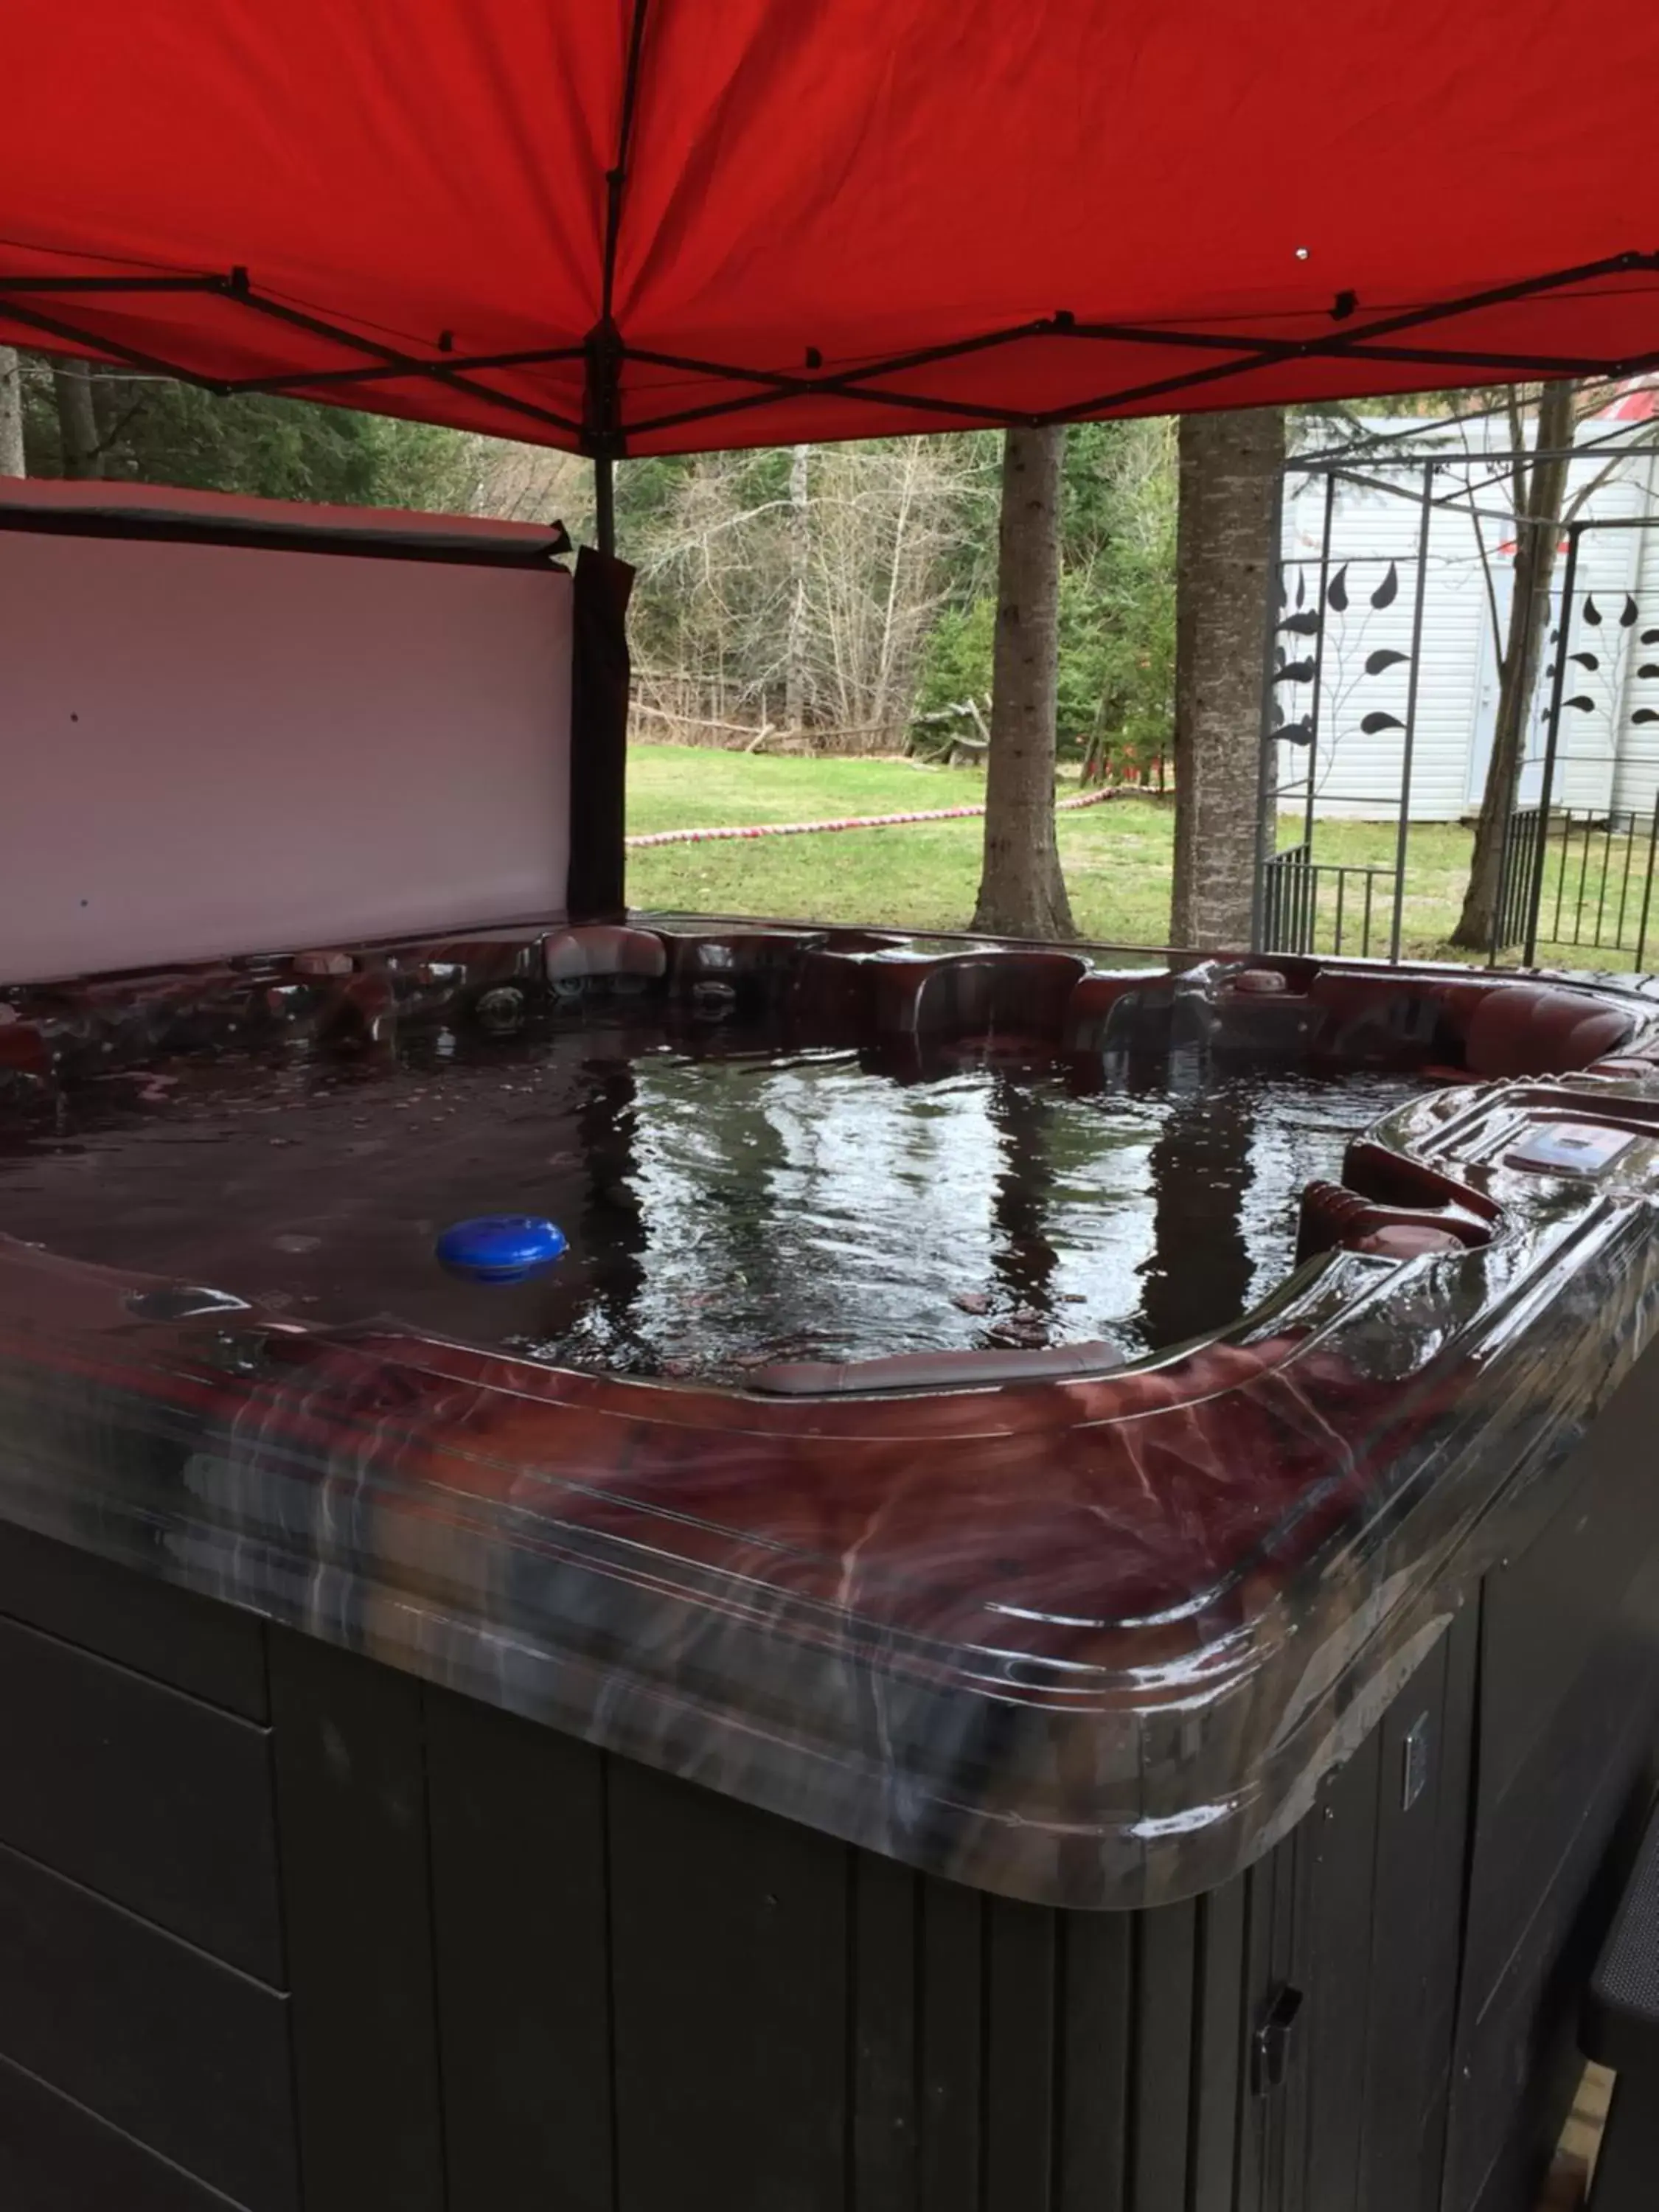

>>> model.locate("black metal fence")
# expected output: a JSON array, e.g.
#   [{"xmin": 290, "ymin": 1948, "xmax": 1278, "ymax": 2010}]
[
  {"xmin": 1256, "ymin": 459, "xmax": 1659, "ymax": 978},
  {"xmin": 1496, "ymin": 801, "xmax": 1659, "ymax": 967},
  {"xmin": 1261, "ymin": 842, "xmax": 1399, "ymax": 959},
  {"xmin": 1492, "ymin": 805, "xmax": 1545, "ymax": 962}
]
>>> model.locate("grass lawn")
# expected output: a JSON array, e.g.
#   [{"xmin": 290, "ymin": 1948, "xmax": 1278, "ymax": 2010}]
[{"xmin": 624, "ymin": 743, "xmax": 1644, "ymax": 970}]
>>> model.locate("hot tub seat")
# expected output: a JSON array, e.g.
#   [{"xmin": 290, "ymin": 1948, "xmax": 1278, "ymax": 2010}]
[
  {"xmin": 872, "ymin": 949, "xmax": 1091, "ymax": 1047},
  {"xmin": 1461, "ymin": 979, "xmax": 1635, "ymax": 1077},
  {"xmin": 1062, "ymin": 969, "xmax": 1176, "ymax": 1054},
  {"xmin": 1297, "ymin": 968, "xmax": 1639, "ymax": 1080},
  {"xmin": 662, "ymin": 927, "xmax": 825, "ymax": 981},
  {"xmin": 543, "ymin": 925, "xmax": 668, "ymax": 995}
]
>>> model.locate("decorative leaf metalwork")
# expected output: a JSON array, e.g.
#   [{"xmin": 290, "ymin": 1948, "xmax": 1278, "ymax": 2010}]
[
  {"xmin": 1275, "ymin": 658, "xmax": 1316, "ymax": 684},
  {"xmin": 1633, "ymin": 709, "xmax": 1659, "ymax": 726},
  {"xmin": 1371, "ymin": 563, "xmax": 1399, "ymax": 609},
  {"xmin": 1326, "ymin": 564, "xmax": 1349, "ymax": 612},
  {"xmin": 1643, "ymin": 628, "xmax": 1659, "ymax": 646},
  {"xmin": 1624, "ymin": 594, "xmax": 1640, "ymax": 627},
  {"xmin": 1360, "ymin": 711, "xmax": 1405, "ymax": 734},
  {"xmin": 1273, "ymin": 715, "xmax": 1315, "ymax": 746},
  {"xmin": 1569, "ymin": 652, "xmax": 1601, "ymax": 672},
  {"xmin": 1584, "ymin": 596, "xmax": 1603, "ymax": 626},
  {"xmin": 1279, "ymin": 609, "xmax": 1321, "ymax": 636},
  {"xmin": 1565, "ymin": 695, "xmax": 1597, "ymax": 712},
  {"xmin": 1295, "ymin": 571, "xmax": 1307, "ymax": 608},
  {"xmin": 1640, "ymin": 664, "xmax": 1659, "ymax": 681},
  {"xmin": 1364, "ymin": 648, "xmax": 1411, "ymax": 675}
]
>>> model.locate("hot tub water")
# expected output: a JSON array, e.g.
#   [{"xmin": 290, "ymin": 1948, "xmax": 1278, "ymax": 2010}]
[{"xmin": 0, "ymin": 1028, "xmax": 1427, "ymax": 1382}]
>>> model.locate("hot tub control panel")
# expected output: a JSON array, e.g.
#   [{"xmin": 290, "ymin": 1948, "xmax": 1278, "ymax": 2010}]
[{"xmin": 1507, "ymin": 1121, "xmax": 1639, "ymax": 1177}]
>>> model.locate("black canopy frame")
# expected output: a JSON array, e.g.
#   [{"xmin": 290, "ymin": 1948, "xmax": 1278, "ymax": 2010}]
[{"xmin": 4, "ymin": 250, "xmax": 1659, "ymax": 466}]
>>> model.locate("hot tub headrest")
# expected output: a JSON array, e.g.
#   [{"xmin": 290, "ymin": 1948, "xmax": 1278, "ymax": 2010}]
[
  {"xmin": 1304, "ymin": 970, "xmax": 1636, "ymax": 1078},
  {"xmin": 1461, "ymin": 982, "xmax": 1633, "ymax": 1078},
  {"xmin": 1062, "ymin": 971, "xmax": 1172, "ymax": 1054},
  {"xmin": 543, "ymin": 927, "xmax": 667, "ymax": 986},
  {"xmin": 874, "ymin": 952, "xmax": 1090, "ymax": 1043}
]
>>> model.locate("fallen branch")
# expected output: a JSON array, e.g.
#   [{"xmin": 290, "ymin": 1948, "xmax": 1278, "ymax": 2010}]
[
  {"xmin": 630, "ymin": 700, "xmax": 900, "ymax": 747},
  {"xmin": 625, "ymin": 787, "xmax": 1134, "ymax": 848}
]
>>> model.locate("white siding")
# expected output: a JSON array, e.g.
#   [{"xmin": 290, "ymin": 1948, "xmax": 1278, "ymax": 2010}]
[{"xmin": 1612, "ymin": 447, "xmax": 1659, "ymax": 815}]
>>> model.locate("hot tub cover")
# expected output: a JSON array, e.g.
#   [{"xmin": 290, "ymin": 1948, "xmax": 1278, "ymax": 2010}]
[{"xmin": 4, "ymin": 1, "xmax": 1659, "ymax": 454}]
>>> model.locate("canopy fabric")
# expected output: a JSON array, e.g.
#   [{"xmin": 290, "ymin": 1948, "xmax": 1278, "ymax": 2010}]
[{"xmin": 6, "ymin": 1, "xmax": 1659, "ymax": 456}]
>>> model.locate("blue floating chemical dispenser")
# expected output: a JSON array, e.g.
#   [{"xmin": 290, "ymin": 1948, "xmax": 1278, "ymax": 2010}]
[{"xmin": 436, "ymin": 1215, "xmax": 568, "ymax": 1284}]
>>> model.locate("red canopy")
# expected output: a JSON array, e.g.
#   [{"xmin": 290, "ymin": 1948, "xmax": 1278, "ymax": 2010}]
[{"xmin": 6, "ymin": 1, "xmax": 1659, "ymax": 456}]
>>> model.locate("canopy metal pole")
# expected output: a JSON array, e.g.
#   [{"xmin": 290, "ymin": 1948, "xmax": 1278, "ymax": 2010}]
[
  {"xmin": 594, "ymin": 453, "xmax": 616, "ymax": 559},
  {"xmin": 1304, "ymin": 470, "xmax": 1337, "ymax": 854},
  {"xmin": 1523, "ymin": 525, "xmax": 1581, "ymax": 967},
  {"xmin": 1249, "ymin": 464, "xmax": 1288, "ymax": 950},
  {"xmin": 1388, "ymin": 463, "xmax": 1436, "ymax": 962}
]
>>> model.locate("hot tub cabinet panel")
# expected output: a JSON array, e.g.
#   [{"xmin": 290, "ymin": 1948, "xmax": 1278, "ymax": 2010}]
[{"xmin": 4, "ymin": 928, "xmax": 1659, "ymax": 2208}]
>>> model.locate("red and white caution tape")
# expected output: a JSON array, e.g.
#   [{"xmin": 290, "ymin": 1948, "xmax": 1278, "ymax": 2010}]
[{"xmin": 626, "ymin": 785, "xmax": 1127, "ymax": 849}]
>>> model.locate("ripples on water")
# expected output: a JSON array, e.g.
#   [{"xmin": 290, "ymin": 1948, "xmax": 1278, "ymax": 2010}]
[{"xmin": 0, "ymin": 1034, "xmax": 1427, "ymax": 1381}]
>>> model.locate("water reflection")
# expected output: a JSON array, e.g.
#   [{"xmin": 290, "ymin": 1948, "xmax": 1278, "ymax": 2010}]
[
  {"xmin": 0, "ymin": 1029, "xmax": 1427, "ymax": 1383},
  {"xmin": 987, "ymin": 1079, "xmax": 1062, "ymax": 1337},
  {"xmin": 1138, "ymin": 1082, "xmax": 1255, "ymax": 1351}
]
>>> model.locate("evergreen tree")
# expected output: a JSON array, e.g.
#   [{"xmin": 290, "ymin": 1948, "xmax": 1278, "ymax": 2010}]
[{"xmin": 15, "ymin": 357, "xmax": 467, "ymax": 512}]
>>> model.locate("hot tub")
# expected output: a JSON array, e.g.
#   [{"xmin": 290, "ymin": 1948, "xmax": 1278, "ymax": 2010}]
[{"xmin": 0, "ymin": 923, "xmax": 1655, "ymax": 2211}]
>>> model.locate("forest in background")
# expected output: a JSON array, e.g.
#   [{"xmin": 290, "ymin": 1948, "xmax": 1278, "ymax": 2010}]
[
  {"xmin": 603, "ymin": 425, "xmax": 1178, "ymax": 785},
  {"xmin": 7, "ymin": 355, "xmax": 472, "ymax": 514}
]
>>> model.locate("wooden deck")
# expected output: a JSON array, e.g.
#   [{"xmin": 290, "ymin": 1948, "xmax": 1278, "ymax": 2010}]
[{"xmin": 1541, "ymin": 2063, "xmax": 1613, "ymax": 2208}]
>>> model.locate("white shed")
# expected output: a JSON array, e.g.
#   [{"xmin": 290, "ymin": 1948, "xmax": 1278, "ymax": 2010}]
[{"xmin": 1277, "ymin": 408, "xmax": 1659, "ymax": 822}]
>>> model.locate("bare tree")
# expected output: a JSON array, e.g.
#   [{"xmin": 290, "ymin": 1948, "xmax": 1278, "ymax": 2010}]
[
  {"xmin": 1450, "ymin": 377, "xmax": 1577, "ymax": 950},
  {"xmin": 0, "ymin": 348, "xmax": 23, "ymax": 477},
  {"xmin": 636, "ymin": 450, "xmax": 793, "ymax": 731},
  {"xmin": 1170, "ymin": 406, "xmax": 1284, "ymax": 947},
  {"xmin": 53, "ymin": 361, "xmax": 102, "ymax": 479},
  {"xmin": 462, "ymin": 435, "xmax": 591, "ymax": 530},
  {"xmin": 808, "ymin": 438, "xmax": 965, "ymax": 742},
  {"xmin": 972, "ymin": 425, "xmax": 1075, "ymax": 939},
  {"xmin": 616, "ymin": 437, "xmax": 978, "ymax": 750},
  {"xmin": 783, "ymin": 443, "xmax": 810, "ymax": 731}
]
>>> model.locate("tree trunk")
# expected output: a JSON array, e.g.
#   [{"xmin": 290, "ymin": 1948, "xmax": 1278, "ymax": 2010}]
[
  {"xmin": 0, "ymin": 348, "xmax": 24, "ymax": 478},
  {"xmin": 1450, "ymin": 378, "xmax": 1577, "ymax": 953},
  {"xmin": 972, "ymin": 425, "xmax": 1075, "ymax": 939},
  {"xmin": 53, "ymin": 360, "xmax": 103, "ymax": 479},
  {"xmin": 1169, "ymin": 406, "xmax": 1285, "ymax": 950},
  {"xmin": 784, "ymin": 442, "xmax": 810, "ymax": 731}
]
